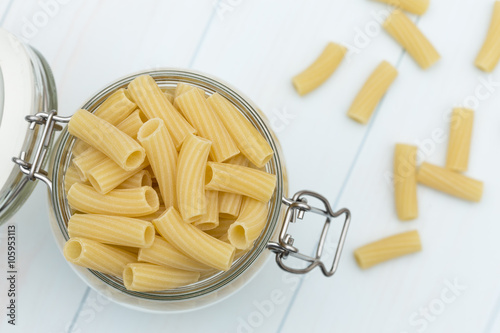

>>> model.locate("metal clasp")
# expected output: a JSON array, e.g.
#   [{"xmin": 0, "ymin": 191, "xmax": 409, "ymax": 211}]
[
  {"xmin": 12, "ymin": 110, "xmax": 71, "ymax": 191},
  {"xmin": 267, "ymin": 190, "xmax": 351, "ymax": 277}
]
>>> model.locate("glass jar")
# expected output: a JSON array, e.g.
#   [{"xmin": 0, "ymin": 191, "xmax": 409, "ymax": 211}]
[{"xmin": 0, "ymin": 29, "xmax": 351, "ymax": 312}]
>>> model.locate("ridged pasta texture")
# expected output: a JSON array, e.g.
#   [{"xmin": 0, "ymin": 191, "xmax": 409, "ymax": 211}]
[
  {"xmin": 67, "ymin": 183, "xmax": 159, "ymax": 217},
  {"xmin": 63, "ymin": 237, "xmax": 136, "ymax": 277},
  {"xmin": 394, "ymin": 144, "xmax": 418, "ymax": 221},
  {"xmin": 347, "ymin": 61, "xmax": 398, "ymax": 124},
  {"xmin": 373, "ymin": 0, "xmax": 429, "ymax": 15},
  {"xmin": 206, "ymin": 162, "xmax": 277, "ymax": 202},
  {"xmin": 383, "ymin": 10, "xmax": 440, "ymax": 69},
  {"xmin": 92, "ymin": 88, "xmax": 136, "ymax": 125},
  {"xmin": 176, "ymin": 135, "xmax": 211, "ymax": 222},
  {"xmin": 175, "ymin": 89, "xmax": 239, "ymax": 162},
  {"xmin": 137, "ymin": 119, "xmax": 178, "ymax": 208},
  {"xmin": 228, "ymin": 198, "xmax": 269, "ymax": 250},
  {"xmin": 475, "ymin": 2, "xmax": 500, "ymax": 72},
  {"xmin": 127, "ymin": 75, "xmax": 196, "ymax": 148},
  {"xmin": 446, "ymin": 108, "xmax": 474, "ymax": 172},
  {"xmin": 292, "ymin": 42, "xmax": 347, "ymax": 95},
  {"xmin": 68, "ymin": 214, "xmax": 155, "ymax": 248},
  {"xmin": 87, "ymin": 158, "xmax": 149, "ymax": 195},
  {"xmin": 123, "ymin": 263, "xmax": 200, "ymax": 292},
  {"xmin": 68, "ymin": 109, "xmax": 146, "ymax": 171},
  {"xmin": 154, "ymin": 207, "xmax": 236, "ymax": 271},
  {"xmin": 116, "ymin": 110, "xmax": 144, "ymax": 139},
  {"xmin": 138, "ymin": 236, "xmax": 212, "ymax": 272},
  {"xmin": 193, "ymin": 191, "xmax": 219, "ymax": 231},
  {"xmin": 218, "ymin": 155, "xmax": 249, "ymax": 218},
  {"xmin": 116, "ymin": 170, "xmax": 152, "ymax": 189},
  {"xmin": 207, "ymin": 93, "xmax": 273, "ymax": 167},
  {"xmin": 417, "ymin": 162, "xmax": 483, "ymax": 202},
  {"xmin": 354, "ymin": 230, "xmax": 422, "ymax": 269}
]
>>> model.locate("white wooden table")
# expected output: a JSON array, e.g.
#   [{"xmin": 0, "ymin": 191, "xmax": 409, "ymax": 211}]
[{"xmin": 1, "ymin": 0, "xmax": 500, "ymax": 332}]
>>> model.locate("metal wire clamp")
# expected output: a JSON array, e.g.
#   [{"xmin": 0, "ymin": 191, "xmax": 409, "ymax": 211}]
[{"xmin": 267, "ymin": 190, "xmax": 351, "ymax": 276}]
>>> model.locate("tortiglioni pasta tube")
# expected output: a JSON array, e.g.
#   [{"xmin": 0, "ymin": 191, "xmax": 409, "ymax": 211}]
[
  {"xmin": 347, "ymin": 61, "xmax": 398, "ymax": 124},
  {"xmin": 383, "ymin": 10, "xmax": 440, "ymax": 69},
  {"xmin": 394, "ymin": 144, "xmax": 418, "ymax": 221},
  {"xmin": 354, "ymin": 230, "xmax": 422, "ymax": 269},
  {"xmin": 292, "ymin": 42, "xmax": 347, "ymax": 95}
]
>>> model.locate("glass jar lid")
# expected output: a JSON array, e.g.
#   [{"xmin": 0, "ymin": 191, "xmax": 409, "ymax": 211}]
[{"xmin": 0, "ymin": 28, "xmax": 58, "ymax": 224}]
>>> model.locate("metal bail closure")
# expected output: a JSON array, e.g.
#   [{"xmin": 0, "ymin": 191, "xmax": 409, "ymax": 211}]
[
  {"xmin": 267, "ymin": 190, "xmax": 351, "ymax": 277},
  {"xmin": 12, "ymin": 110, "xmax": 71, "ymax": 191}
]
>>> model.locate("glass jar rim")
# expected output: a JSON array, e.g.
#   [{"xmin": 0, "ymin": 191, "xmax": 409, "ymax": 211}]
[{"xmin": 48, "ymin": 68, "xmax": 287, "ymax": 312}]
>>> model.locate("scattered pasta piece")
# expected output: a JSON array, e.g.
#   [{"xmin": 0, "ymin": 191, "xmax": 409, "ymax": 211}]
[
  {"xmin": 347, "ymin": 61, "xmax": 398, "ymax": 124},
  {"xmin": 354, "ymin": 230, "xmax": 422, "ymax": 269},
  {"xmin": 446, "ymin": 108, "xmax": 474, "ymax": 172},
  {"xmin": 373, "ymin": 0, "xmax": 429, "ymax": 15},
  {"xmin": 475, "ymin": 1, "xmax": 500, "ymax": 72},
  {"xmin": 383, "ymin": 10, "xmax": 440, "ymax": 69},
  {"xmin": 417, "ymin": 162, "xmax": 483, "ymax": 202},
  {"xmin": 394, "ymin": 144, "xmax": 418, "ymax": 221},
  {"xmin": 292, "ymin": 42, "xmax": 347, "ymax": 96}
]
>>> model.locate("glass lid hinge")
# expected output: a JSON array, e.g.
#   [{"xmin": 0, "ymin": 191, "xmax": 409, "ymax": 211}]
[
  {"xmin": 12, "ymin": 110, "xmax": 71, "ymax": 191},
  {"xmin": 267, "ymin": 190, "xmax": 351, "ymax": 277}
]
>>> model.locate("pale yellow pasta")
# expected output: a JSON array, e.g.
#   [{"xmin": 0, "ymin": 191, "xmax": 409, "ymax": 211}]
[
  {"xmin": 115, "ymin": 109, "xmax": 144, "ymax": 139},
  {"xmin": 87, "ymin": 158, "xmax": 149, "ymax": 194},
  {"xmin": 123, "ymin": 263, "xmax": 200, "ymax": 292},
  {"xmin": 154, "ymin": 207, "xmax": 235, "ymax": 271},
  {"xmin": 72, "ymin": 148, "xmax": 107, "ymax": 181},
  {"xmin": 218, "ymin": 154, "xmax": 249, "ymax": 218},
  {"xmin": 115, "ymin": 245, "xmax": 140, "ymax": 255},
  {"xmin": 228, "ymin": 198, "xmax": 268, "ymax": 250},
  {"xmin": 137, "ymin": 119, "xmax": 178, "ymax": 208},
  {"xmin": 127, "ymin": 75, "xmax": 196, "ymax": 149},
  {"xmin": 193, "ymin": 191, "xmax": 219, "ymax": 231},
  {"xmin": 176, "ymin": 89, "xmax": 239, "ymax": 162},
  {"xmin": 205, "ymin": 162, "xmax": 276, "ymax": 202},
  {"xmin": 138, "ymin": 236, "xmax": 212, "ymax": 272},
  {"xmin": 292, "ymin": 42, "xmax": 347, "ymax": 96},
  {"xmin": 347, "ymin": 61, "xmax": 398, "ymax": 124},
  {"xmin": 71, "ymin": 90, "xmax": 135, "ymax": 160},
  {"xmin": 93, "ymin": 88, "xmax": 137, "ymax": 125},
  {"xmin": 63, "ymin": 237, "xmax": 136, "ymax": 277},
  {"xmin": 139, "ymin": 205, "xmax": 165, "ymax": 222},
  {"xmin": 173, "ymin": 83, "xmax": 205, "ymax": 108},
  {"xmin": 163, "ymin": 92, "xmax": 174, "ymax": 104},
  {"xmin": 71, "ymin": 112, "xmax": 144, "ymax": 181},
  {"xmin": 394, "ymin": 144, "xmax": 418, "ymax": 221},
  {"xmin": 475, "ymin": 2, "xmax": 500, "ymax": 72},
  {"xmin": 373, "ymin": 0, "xmax": 429, "ymax": 15},
  {"xmin": 64, "ymin": 163, "xmax": 82, "ymax": 194},
  {"xmin": 383, "ymin": 10, "xmax": 440, "ymax": 69},
  {"xmin": 218, "ymin": 234, "xmax": 249, "ymax": 261},
  {"xmin": 204, "ymin": 218, "xmax": 235, "ymax": 238},
  {"xmin": 67, "ymin": 183, "xmax": 159, "ymax": 217},
  {"xmin": 68, "ymin": 109, "xmax": 146, "ymax": 171},
  {"xmin": 68, "ymin": 213, "xmax": 155, "ymax": 248},
  {"xmin": 446, "ymin": 108, "xmax": 474, "ymax": 172},
  {"xmin": 207, "ymin": 93, "xmax": 273, "ymax": 167},
  {"xmin": 177, "ymin": 135, "xmax": 211, "ymax": 222},
  {"xmin": 71, "ymin": 139, "xmax": 89, "ymax": 156},
  {"xmin": 153, "ymin": 185, "xmax": 163, "ymax": 205},
  {"xmin": 354, "ymin": 230, "xmax": 422, "ymax": 269},
  {"xmin": 174, "ymin": 82, "xmax": 201, "ymax": 98},
  {"xmin": 116, "ymin": 170, "xmax": 152, "ymax": 189},
  {"xmin": 417, "ymin": 162, "xmax": 483, "ymax": 202}
]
